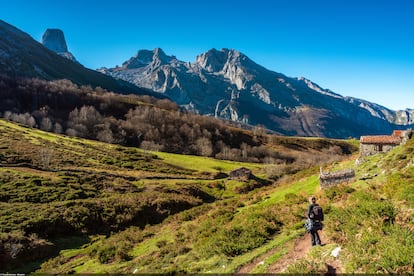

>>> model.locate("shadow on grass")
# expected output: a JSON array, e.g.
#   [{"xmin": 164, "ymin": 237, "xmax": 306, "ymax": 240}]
[{"xmin": 6, "ymin": 235, "xmax": 90, "ymax": 273}]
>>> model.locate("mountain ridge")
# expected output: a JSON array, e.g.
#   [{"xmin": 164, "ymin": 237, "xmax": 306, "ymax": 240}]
[
  {"xmin": 99, "ymin": 47, "xmax": 414, "ymax": 138},
  {"xmin": 0, "ymin": 19, "xmax": 156, "ymax": 96},
  {"xmin": 1, "ymin": 18, "xmax": 412, "ymax": 138}
]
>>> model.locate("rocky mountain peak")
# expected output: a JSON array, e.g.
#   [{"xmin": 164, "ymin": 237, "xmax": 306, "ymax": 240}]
[
  {"xmin": 41, "ymin": 28, "xmax": 76, "ymax": 62},
  {"xmin": 123, "ymin": 48, "xmax": 173, "ymax": 69},
  {"xmin": 196, "ymin": 48, "xmax": 247, "ymax": 72},
  {"xmin": 42, "ymin": 29, "xmax": 68, "ymax": 53},
  {"xmin": 100, "ymin": 46, "xmax": 414, "ymax": 138},
  {"xmin": 153, "ymin": 47, "xmax": 169, "ymax": 59}
]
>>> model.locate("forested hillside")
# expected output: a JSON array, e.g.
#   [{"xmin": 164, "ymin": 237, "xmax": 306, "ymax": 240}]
[
  {"xmin": 1, "ymin": 74, "xmax": 411, "ymax": 274},
  {"xmin": 0, "ymin": 75, "xmax": 355, "ymax": 163}
]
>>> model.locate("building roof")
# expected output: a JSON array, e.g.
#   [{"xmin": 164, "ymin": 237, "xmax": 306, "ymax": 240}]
[
  {"xmin": 392, "ymin": 130, "xmax": 403, "ymax": 137},
  {"xmin": 360, "ymin": 135, "xmax": 401, "ymax": 145}
]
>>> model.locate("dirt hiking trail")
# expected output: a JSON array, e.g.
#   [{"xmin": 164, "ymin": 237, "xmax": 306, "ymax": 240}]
[{"xmin": 237, "ymin": 230, "xmax": 343, "ymax": 274}]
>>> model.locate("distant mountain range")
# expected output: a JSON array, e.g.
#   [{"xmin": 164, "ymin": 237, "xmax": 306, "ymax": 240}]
[
  {"xmin": 99, "ymin": 48, "xmax": 414, "ymax": 138},
  {"xmin": 0, "ymin": 18, "xmax": 412, "ymax": 138}
]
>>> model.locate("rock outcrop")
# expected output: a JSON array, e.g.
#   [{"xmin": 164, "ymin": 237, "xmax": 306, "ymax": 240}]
[{"xmin": 41, "ymin": 28, "xmax": 76, "ymax": 62}]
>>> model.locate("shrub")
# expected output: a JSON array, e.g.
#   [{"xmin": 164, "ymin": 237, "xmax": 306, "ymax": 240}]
[
  {"xmin": 201, "ymin": 210, "xmax": 281, "ymax": 257},
  {"xmin": 383, "ymin": 169, "xmax": 414, "ymax": 205},
  {"xmin": 323, "ymin": 184, "xmax": 355, "ymax": 201},
  {"xmin": 345, "ymin": 225, "xmax": 414, "ymax": 273},
  {"xmin": 324, "ymin": 188, "xmax": 414, "ymax": 273},
  {"xmin": 156, "ymin": 240, "xmax": 168, "ymax": 248},
  {"xmin": 98, "ymin": 245, "xmax": 116, "ymax": 264}
]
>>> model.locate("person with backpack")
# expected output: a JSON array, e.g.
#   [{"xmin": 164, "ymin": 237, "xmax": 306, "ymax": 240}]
[{"xmin": 307, "ymin": 195, "xmax": 323, "ymax": 246}]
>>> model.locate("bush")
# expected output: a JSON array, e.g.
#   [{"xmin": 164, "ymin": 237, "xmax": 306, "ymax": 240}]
[
  {"xmin": 383, "ymin": 169, "xmax": 414, "ymax": 205},
  {"xmin": 323, "ymin": 185, "xmax": 355, "ymax": 201},
  {"xmin": 201, "ymin": 210, "xmax": 281, "ymax": 257},
  {"xmin": 324, "ymin": 189, "xmax": 414, "ymax": 273},
  {"xmin": 345, "ymin": 225, "xmax": 414, "ymax": 273},
  {"xmin": 98, "ymin": 245, "xmax": 116, "ymax": 264}
]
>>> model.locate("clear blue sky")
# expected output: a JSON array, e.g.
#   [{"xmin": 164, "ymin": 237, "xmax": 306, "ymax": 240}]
[{"xmin": 1, "ymin": 0, "xmax": 413, "ymax": 110}]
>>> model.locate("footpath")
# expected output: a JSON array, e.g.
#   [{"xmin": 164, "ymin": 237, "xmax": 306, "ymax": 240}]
[{"xmin": 237, "ymin": 230, "xmax": 343, "ymax": 274}]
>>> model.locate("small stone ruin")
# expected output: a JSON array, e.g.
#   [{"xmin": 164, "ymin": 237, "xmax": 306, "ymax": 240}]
[
  {"xmin": 319, "ymin": 167, "xmax": 355, "ymax": 189},
  {"xmin": 229, "ymin": 167, "xmax": 253, "ymax": 182}
]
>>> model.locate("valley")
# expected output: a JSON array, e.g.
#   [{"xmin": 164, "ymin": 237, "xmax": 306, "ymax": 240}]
[
  {"xmin": 0, "ymin": 119, "xmax": 354, "ymax": 273},
  {"xmin": 0, "ymin": 17, "xmax": 413, "ymax": 274},
  {"xmin": 1, "ymin": 118, "xmax": 413, "ymax": 273}
]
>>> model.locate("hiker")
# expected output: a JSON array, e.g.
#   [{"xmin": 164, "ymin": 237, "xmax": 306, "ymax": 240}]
[{"xmin": 307, "ymin": 195, "xmax": 323, "ymax": 246}]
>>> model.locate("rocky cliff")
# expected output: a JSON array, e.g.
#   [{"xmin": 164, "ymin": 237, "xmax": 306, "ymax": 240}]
[
  {"xmin": 41, "ymin": 28, "xmax": 76, "ymax": 62},
  {"xmin": 100, "ymin": 48, "xmax": 413, "ymax": 138}
]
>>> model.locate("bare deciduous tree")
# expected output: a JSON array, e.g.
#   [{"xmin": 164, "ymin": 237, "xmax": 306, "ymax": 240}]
[
  {"xmin": 196, "ymin": 137, "xmax": 213, "ymax": 156},
  {"xmin": 40, "ymin": 117, "xmax": 53, "ymax": 131},
  {"xmin": 53, "ymin": 122, "xmax": 63, "ymax": 134},
  {"xmin": 97, "ymin": 123, "xmax": 115, "ymax": 143},
  {"xmin": 39, "ymin": 148, "xmax": 53, "ymax": 170},
  {"xmin": 140, "ymin": 140, "xmax": 163, "ymax": 152}
]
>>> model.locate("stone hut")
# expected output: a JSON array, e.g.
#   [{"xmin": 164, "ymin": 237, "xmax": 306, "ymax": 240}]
[
  {"xmin": 359, "ymin": 129, "xmax": 411, "ymax": 157},
  {"xmin": 229, "ymin": 167, "xmax": 252, "ymax": 181},
  {"xmin": 319, "ymin": 167, "xmax": 355, "ymax": 189},
  {"xmin": 393, "ymin": 129, "xmax": 412, "ymax": 145}
]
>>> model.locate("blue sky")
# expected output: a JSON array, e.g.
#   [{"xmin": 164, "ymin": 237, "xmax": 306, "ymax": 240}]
[{"xmin": 1, "ymin": 0, "xmax": 413, "ymax": 110}]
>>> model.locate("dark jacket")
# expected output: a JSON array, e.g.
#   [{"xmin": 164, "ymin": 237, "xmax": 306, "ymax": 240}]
[
  {"xmin": 307, "ymin": 203, "xmax": 323, "ymax": 232},
  {"xmin": 307, "ymin": 203, "xmax": 320, "ymax": 220}
]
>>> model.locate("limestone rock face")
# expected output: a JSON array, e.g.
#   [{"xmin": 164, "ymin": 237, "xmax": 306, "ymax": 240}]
[
  {"xmin": 41, "ymin": 29, "xmax": 76, "ymax": 62},
  {"xmin": 99, "ymin": 47, "xmax": 414, "ymax": 138},
  {"xmin": 42, "ymin": 29, "xmax": 68, "ymax": 52}
]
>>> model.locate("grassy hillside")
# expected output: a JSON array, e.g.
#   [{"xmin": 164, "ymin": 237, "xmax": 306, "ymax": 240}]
[
  {"xmin": 7, "ymin": 119, "xmax": 410, "ymax": 274},
  {"xmin": 283, "ymin": 136, "xmax": 414, "ymax": 274}
]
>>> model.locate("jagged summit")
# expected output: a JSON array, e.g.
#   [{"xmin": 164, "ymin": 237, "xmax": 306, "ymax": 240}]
[
  {"xmin": 100, "ymin": 47, "xmax": 414, "ymax": 138},
  {"xmin": 196, "ymin": 48, "xmax": 232, "ymax": 72},
  {"xmin": 41, "ymin": 28, "xmax": 76, "ymax": 62},
  {"xmin": 122, "ymin": 48, "xmax": 173, "ymax": 69},
  {"xmin": 196, "ymin": 48, "xmax": 253, "ymax": 73}
]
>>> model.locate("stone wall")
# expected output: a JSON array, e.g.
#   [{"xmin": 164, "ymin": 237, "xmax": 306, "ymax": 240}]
[
  {"xmin": 401, "ymin": 129, "xmax": 413, "ymax": 145},
  {"xmin": 359, "ymin": 129, "xmax": 412, "ymax": 157},
  {"xmin": 360, "ymin": 143, "xmax": 397, "ymax": 156},
  {"xmin": 319, "ymin": 168, "xmax": 355, "ymax": 189}
]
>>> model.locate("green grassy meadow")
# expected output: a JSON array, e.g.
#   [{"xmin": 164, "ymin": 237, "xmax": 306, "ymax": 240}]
[{"xmin": 1, "ymin": 119, "xmax": 412, "ymax": 273}]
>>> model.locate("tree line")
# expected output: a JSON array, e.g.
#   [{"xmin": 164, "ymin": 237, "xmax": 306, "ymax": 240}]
[{"xmin": 0, "ymin": 75, "xmax": 293, "ymax": 163}]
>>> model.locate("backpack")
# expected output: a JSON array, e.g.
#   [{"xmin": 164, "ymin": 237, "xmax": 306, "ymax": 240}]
[{"xmin": 310, "ymin": 204, "xmax": 324, "ymax": 221}]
